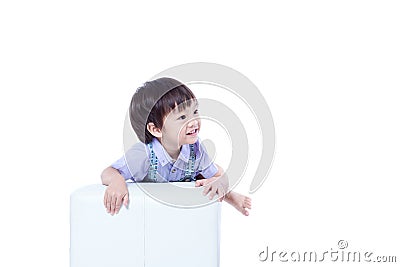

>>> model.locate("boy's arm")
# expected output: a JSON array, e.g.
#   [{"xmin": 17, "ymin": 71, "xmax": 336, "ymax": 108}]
[{"xmin": 101, "ymin": 166, "xmax": 129, "ymax": 215}]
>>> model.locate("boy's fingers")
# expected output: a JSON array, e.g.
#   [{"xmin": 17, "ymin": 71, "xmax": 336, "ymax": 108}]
[
  {"xmin": 217, "ymin": 185, "xmax": 225, "ymax": 202},
  {"xmin": 105, "ymin": 194, "xmax": 112, "ymax": 213},
  {"xmin": 115, "ymin": 196, "xmax": 122, "ymax": 214},
  {"xmin": 208, "ymin": 185, "xmax": 218, "ymax": 200},
  {"xmin": 203, "ymin": 184, "xmax": 211, "ymax": 195},
  {"xmin": 196, "ymin": 179, "xmax": 209, "ymax": 187},
  {"xmin": 123, "ymin": 194, "xmax": 129, "ymax": 207},
  {"xmin": 104, "ymin": 192, "xmax": 108, "ymax": 210},
  {"xmin": 110, "ymin": 195, "xmax": 117, "ymax": 215}
]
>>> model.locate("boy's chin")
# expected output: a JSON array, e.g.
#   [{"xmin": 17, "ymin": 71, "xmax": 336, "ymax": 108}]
[{"xmin": 182, "ymin": 137, "xmax": 198, "ymax": 145}]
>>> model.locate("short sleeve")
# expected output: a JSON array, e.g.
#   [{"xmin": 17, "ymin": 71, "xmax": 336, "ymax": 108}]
[
  {"xmin": 111, "ymin": 142, "xmax": 150, "ymax": 182},
  {"xmin": 196, "ymin": 142, "xmax": 218, "ymax": 179}
]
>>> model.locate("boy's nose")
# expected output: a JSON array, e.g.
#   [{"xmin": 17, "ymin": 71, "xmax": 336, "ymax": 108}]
[{"xmin": 187, "ymin": 118, "xmax": 199, "ymax": 127}]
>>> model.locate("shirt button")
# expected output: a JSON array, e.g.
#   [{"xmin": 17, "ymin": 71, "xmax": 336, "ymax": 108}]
[{"xmin": 171, "ymin": 169, "xmax": 176, "ymax": 173}]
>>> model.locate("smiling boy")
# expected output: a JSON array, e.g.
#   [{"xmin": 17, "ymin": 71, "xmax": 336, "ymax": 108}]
[{"xmin": 101, "ymin": 77, "xmax": 251, "ymax": 216}]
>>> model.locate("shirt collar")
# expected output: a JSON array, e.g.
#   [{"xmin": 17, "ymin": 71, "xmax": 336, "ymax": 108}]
[{"xmin": 151, "ymin": 138, "xmax": 195, "ymax": 167}]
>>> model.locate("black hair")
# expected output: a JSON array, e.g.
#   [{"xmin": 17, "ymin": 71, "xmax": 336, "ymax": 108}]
[{"xmin": 129, "ymin": 77, "xmax": 197, "ymax": 144}]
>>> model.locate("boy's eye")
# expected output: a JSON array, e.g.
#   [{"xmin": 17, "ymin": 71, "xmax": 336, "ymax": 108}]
[
  {"xmin": 194, "ymin": 109, "xmax": 199, "ymax": 115},
  {"xmin": 178, "ymin": 115, "xmax": 186, "ymax": 120}
]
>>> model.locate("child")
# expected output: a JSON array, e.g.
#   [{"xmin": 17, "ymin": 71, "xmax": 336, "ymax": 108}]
[{"xmin": 101, "ymin": 77, "xmax": 252, "ymax": 216}]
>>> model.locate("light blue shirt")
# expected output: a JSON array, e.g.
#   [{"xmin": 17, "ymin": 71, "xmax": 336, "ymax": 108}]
[{"xmin": 111, "ymin": 138, "xmax": 218, "ymax": 182}]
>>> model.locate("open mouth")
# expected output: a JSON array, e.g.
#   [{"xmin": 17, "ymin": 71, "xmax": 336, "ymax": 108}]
[{"xmin": 186, "ymin": 128, "xmax": 198, "ymax": 135}]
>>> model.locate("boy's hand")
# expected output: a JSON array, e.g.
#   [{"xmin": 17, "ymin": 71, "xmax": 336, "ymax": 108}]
[
  {"xmin": 195, "ymin": 174, "xmax": 229, "ymax": 202},
  {"xmin": 104, "ymin": 179, "xmax": 129, "ymax": 215}
]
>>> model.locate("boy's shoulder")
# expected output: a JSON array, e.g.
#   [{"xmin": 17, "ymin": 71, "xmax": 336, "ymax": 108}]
[
  {"xmin": 124, "ymin": 141, "xmax": 149, "ymax": 161},
  {"xmin": 127, "ymin": 141, "xmax": 147, "ymax": 151}
]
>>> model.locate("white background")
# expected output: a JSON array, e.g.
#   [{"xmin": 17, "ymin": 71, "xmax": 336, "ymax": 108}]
[{"xmin": 1, "ymin": 1, "xmax": 399, "ymax": 266}]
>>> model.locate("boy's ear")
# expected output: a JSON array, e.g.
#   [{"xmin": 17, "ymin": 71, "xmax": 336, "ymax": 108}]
[{"xmin": 147, "ymin": 123, "xmax": 162, "ymax": 138}]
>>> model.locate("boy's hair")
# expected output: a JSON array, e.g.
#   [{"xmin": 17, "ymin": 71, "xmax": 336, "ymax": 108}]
[{"xmin": 130, "ymin": 77, "xmax": 196, "ymax": 144}]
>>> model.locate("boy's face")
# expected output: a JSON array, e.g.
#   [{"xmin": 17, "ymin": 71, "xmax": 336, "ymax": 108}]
[{"xmin": 161, "ymin": 101, "xmax": 200, "ymax": 148}]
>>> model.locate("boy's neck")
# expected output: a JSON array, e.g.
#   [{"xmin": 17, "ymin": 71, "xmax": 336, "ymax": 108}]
[{"xmin": 160, "ymin": 140, "xmax": 181, "ymax": 160}]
